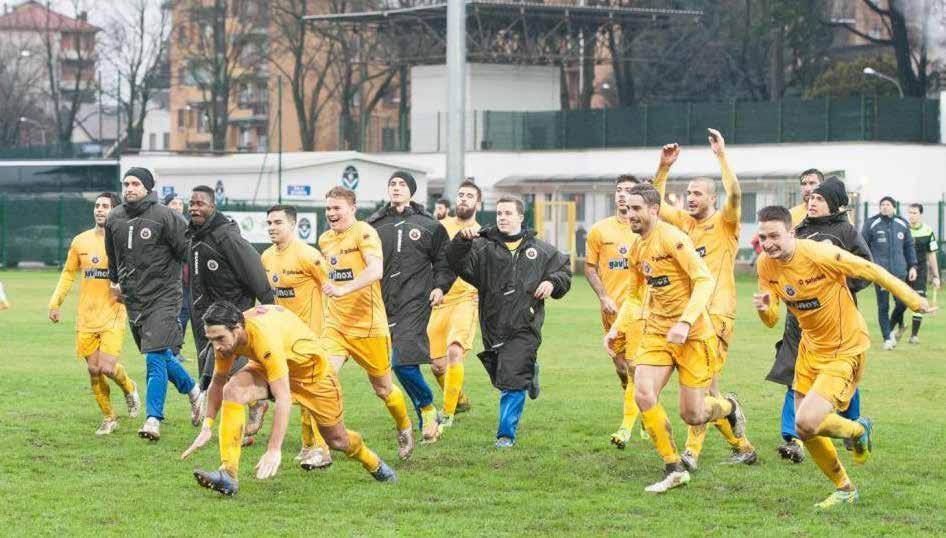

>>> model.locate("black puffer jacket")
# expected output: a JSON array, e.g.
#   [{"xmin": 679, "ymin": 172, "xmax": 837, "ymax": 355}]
[
  {"xmin": 366, "ymin": 201, "xmax": 455, "ymax": 365},
  {"xmin": 766, "ymin": 210, "xmax": 873, "ymax": 386},
  {"xmin": 447, "ymin": 227, "xmax": 571, "ymax": 351},
  {"xmin": 104, "ymin": 191, "xmax": 186, "ymax": 319}
]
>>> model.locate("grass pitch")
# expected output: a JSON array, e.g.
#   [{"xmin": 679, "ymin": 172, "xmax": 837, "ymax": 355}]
[{"xmin": 1, "ymin": 270, "xmax": 944, "ymax": 536}]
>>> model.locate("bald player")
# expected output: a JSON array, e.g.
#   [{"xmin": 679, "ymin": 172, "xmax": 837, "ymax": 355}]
[{"xmin": 652, "ymin": 130, "xmax": 756, "ymax": 470}]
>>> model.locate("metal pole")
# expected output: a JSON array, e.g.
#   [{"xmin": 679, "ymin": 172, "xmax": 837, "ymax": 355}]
[
  {"xmin": 445, "ymin": 0, "xmax": 466, "ymax": 198},
  {"xmin": 278, "ymin": 76, "xmax": 283, "ymax": 204}
]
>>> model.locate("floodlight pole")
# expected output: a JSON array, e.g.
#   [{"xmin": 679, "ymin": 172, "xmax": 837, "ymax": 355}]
[{"xmin": 445, "ymin": 0, "xmax": 466, "ymax": 199}]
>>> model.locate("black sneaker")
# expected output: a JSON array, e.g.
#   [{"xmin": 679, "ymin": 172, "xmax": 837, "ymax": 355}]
[
  {"xmin": 528, "ymin": 362, "xmax": 540, "ymax": 400},
  {"xmin": 193, "ymin": 469, "xmax": 239, "ymax": 495},
  {"xmin": 777, "ymin": 439, "xmax": 805, "ymax": 463}
]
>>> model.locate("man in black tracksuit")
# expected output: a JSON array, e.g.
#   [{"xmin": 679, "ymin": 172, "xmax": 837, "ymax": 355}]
[
  {"xmin": 186, "ymin": 185, "xmax": 275, "ymax": 391},
  {"xmin": 105, "ymin": 167, "xmax": 199, "ymax": 441},
  {"xmin": 366, "ymin": 171, "xmax": 455, "ymax": 443},
  {"xmin": 447, "ymin": 196, "xmax": 571, "ymax": 447},
  {"xmin": 862, "ymin": 195, "xmax": 918, "ymax": 348},
  {"xmin": 766, "ymin": 177, "xmax": 871, "ymax": 462}
]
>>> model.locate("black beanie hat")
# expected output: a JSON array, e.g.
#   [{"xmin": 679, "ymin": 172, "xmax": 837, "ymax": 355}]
[
  {"xmin": 124, "ymin": 167, "xmax": 155, "ymax": 192},
  {"xmin": 879, "ymin": 195, "xmax": 897, "ymax": 208},
  {"xmin": 390, "ymin": 170, "xmax": 417, "ymax": 197},
  {"xmin": 812, "ymin": 177, "xmax": 848, "ymax": 215}
]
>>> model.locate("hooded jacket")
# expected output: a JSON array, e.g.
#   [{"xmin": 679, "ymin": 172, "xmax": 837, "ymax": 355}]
[
  {"xmin": 366, "ymin": 201, "xmax": 455, "ymax": 365},
  {"xmin": 104, "ymin": 191, "xmax": 187, "ymax": 320},
  {"xmin": 766, "ymin": 209, "xmax": 873, "ymax": 386},
  {"xmin": 862, "ymin": 212, "xmax": 917, "ymax": 279}
]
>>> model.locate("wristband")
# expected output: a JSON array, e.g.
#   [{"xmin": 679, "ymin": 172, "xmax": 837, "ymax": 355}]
[{"xmin": 203, "ymin": 417, "xmax": 215, "ymax": 429}]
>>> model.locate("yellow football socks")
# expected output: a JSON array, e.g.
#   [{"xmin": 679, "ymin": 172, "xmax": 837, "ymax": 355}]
[
  {"xmin": 109, "ymin": 363, "xmax": 136, "ymax": 395},
  {"xmin": 219, "ymin": 400, "xmax": 246, "ymax": 478},
  {"xmin": 804, "ymin": 435, "xmax": 852, "ymax": 489},
  {"xmin": 443, "ymin": 363, "xmax": 464, "ymax": 416},
  {"xmin": 90, "ymin": 374, "xmax": 115, "ymax": 419},
  {"xmin": 621, "ymin": 379, "xmax": 640, "ymax": 431},
  {"xmin": 641, "ymin": 404, "xmax": 680, "ymax": 464},
  {"xmin": 384, "ymin": 386, "xmax": 411, "ymax": 431},
  {"xmin": 345, "ymin": 430, "xmax": 381, "ymax": 473},
  {"xmin": 300, "ymin": 408, "xmax": 329, "ymax": 451},
  {"xmin": 685, "ymin": 424, "xmax": 707, "ymax": 457},
  {"xmin": 816, "ymin": 414, "xmax": 865, "ymax": 440}
]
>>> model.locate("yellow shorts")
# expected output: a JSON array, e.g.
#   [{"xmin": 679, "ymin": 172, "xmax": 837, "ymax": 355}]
[
  {"xmin": 428, "ymin": 300, "xmax": 479, "ymax": 359},
  {"xmin": 793, "ymin": 341, "xmax": 865, "ymax": 412},
  {"xmin": 632, "ymin": 333, "xmax": 717, "ymax": 388},
  {"xmin": 323, "ymin": 327, "xmax": 391, "ymax": 377},
  {"xmin": 710, "ymin": 314, "xmax": 734, "ymax": 372},
  {"xmin": 76, "ymin": 328, "xmax": 124, "ymax": 359},
  {"xmin": 601, "ymin": 312, "xmax": 625, "ymax": 356},
  {"xmin": 243, "ymin": 362, "xmax": 344, "ymax": 426}
]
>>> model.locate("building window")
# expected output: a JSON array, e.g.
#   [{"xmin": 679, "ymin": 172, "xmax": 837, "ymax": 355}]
[
  {"xmin": 177, "ymin": 109, "xmax": 185, "ymax": 131},
  {"xmin": 149, "ymin": 133, "xmax": 156, "ymax": 150},
  {"xmin": 163, "ymin": 132, "xmax": 170, "ymax": 149},
  {"xmin": 570, "ymin": 193, "xmax": 585, "ymax": 221},
  {"xmin": 196, "ymin": 109, "xmax": 209, "ymax": 133},
  {"xmin": 740, "ymin": 192, "xmax": 757, "ymax": 223}
]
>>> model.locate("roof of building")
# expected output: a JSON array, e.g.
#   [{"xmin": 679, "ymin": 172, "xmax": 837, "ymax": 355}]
[
  {"xmin": 0, "ymin": 1, "xmax": 99, "ymax": 32},
  {"xmin": 140, "ymin": 151, "xmax": 432, "ymax": 176}
]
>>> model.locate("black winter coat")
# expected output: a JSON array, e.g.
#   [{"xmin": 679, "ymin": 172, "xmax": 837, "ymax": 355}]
[
  {"xmin": 366, "ymin": 201, "xmax": 455, "ymax": 365},
  {"xmin": 766, "ymin": 210, "xmax": 873, "ymax": 386}
]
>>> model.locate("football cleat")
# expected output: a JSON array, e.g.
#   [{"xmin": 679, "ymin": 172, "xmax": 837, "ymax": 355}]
[
  {"xmin": 883, "ymin": 339, "xmax": 895, "ymax": 351},
  {"xmin": 777, "ymin": 438, "xmax": 805, "ymax": 463},
  {"xmin": 294, "ymin": 447, "xmax": 313, "ymax": 461},
  {"xmin": 194, "ymin": 469, "xmax": 239, "ymax": 496},
  {"xmin": 645, "ymin": 465, "xmax": 690, "ymax": 493},
  {"xmin": 245, "ymin": 400, "xmax": 269, "ymax": 436},
  {"xmin": 421, "ymin": 409, "xmax": 441, "ymax": 445},
  {"xmin": 495, "ymin": 436, "xmax": 516, "ymax": 448},
  {"xmin": 300, "ymin": 447, "xmax": 333, "ymax": 470},
  {"xmin": 909, "ymin": 335, "xmax": 919, "ymax": 345},
  {"xmin": 815, "ymin": 488, "xmax": 858, "ymax": 509},
  {"xmin": 721, "ymin": 448, "xmax": 758, "ymax": 466},
  {"xmin": 241, "ymin": 435, "xmax": 255, "ymax": 448},
  {"xmin": 125, "ymin": 382, "xmax": 141, "ymax": 418},
  {"xmin": 680, "ymin": 449, "xmax": 699, "ymax": 472},
  {"xmin": 95, "ymin": 417, "xmax": 119, "ymax": 436},
  {"xmin": 455, "ymin": 395, "xmax": 472, "ymax": 414},
  {"xmin": 610, "ymin": 427, "xmax": 632, "ymax": 450},
  {"xmin": 724, "ymin": 393, "xmax": 747, "ymax": 439},
  {"xmin": 852, "ymin": 416, "xmax": 873, "ymax": 465},
  {"xmin": 138, "ymin": 417, "xmax": 160, "ymax": 441},
  {"xmin": 397, "ymin": 427, "xmax": 415, "ymax": 460},
  {"xmin": 371, "ymin": 460, "xmax": 397, "ymax": 483}
]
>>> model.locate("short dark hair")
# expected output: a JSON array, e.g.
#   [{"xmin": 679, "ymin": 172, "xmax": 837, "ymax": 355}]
[
  {"xmin": 909, "ymin": 203, "xmax": 924, "ymax": 213},
  {"xmin": 267, "ymin": 204, "xmax": 298, "ymax": 222},
  {"xmin": 193, "ymin": 185, "xmax": 216, "ymax": 203},
  {"xmin": 202, "ymin": 301, "xmax": 244, "ymax": 330},
  {"xmin": 458, "ymin": 180, "xmax": 482, "ymax": 202},
  {"xmin": 757, "ymin": 205, "xmax": 792, "ymax": 229},
  {"xmin": 436, "ymin": 198, "xmax": 450, "ymax": 208},
  {"xmin": 496, "ymin": 196, "xmax": 525, "ymax": 216},
  {"xmin": 616, "ymin": 174, "xmax": 639, "ymax": 186},
  {"xmin": 325, "ymin": 186, "xmax": 356, "ymax": 206},
  {"xmin": 799, "ymin": 168, "xmax": 824, "ymax": 183},
  {"xmin": 95, "ymin": 192, "xmax": 121, "ymax": 208},
  {"xmin": 629, "ymin": 184, "xmax": 661, "ymax": 207}
]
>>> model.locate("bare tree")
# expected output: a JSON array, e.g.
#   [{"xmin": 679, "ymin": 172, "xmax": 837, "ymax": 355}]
[
  {"xmin": 0, "ymin": 34, "xmax": 47, "ymax": 147},
  {"xmin": 100, "ymin": 0, "xmax": 171, "ymax": 153}
]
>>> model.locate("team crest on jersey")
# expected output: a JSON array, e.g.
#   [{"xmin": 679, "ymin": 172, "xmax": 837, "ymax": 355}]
[
  {"xmin": 618, "ymin": 245, "xmax": 628, "ymax": 255},
  {"xmin": 272, "ymin": 274, "xmax": 279, "ymax": 283},
  {"xmin": 330, "ymin": 255, "xmax": 338, "ymax": 266},
  {"xmin": 140, "ymin": 227, "xmax": 152, "ymax": 240},
  {"xmin": 897, "ymin": 231, "xmax": 904, "ymax": 240},
  {"xmin": 642, "ymin": 261, "xmax": 652, "ymax": 275},
  {"xmin": 91, "ymin": 255, "xmax": 100, "ymax": 264},
  {"xmin": 207, "ymin": 259, "xmax": 219, "ymax": 271},
  {"xmin": 785, "ymin": 284, "xmax": 797, "ymax": 297},
  {"xmin": 409, "ymin": 228, "xmax": 421, "ymax": 241},
  {"xmin": 525, "ymin": 247, "xmax": 538, "ymax": 260}
]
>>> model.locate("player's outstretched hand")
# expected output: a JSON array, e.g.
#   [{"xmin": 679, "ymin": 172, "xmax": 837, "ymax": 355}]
[
  {"xmin": 666, "ymin": 321, "xmax": 690, "ymax": 344},
  {"xmin": 917, "ymin": 299, "xmax": 938, "ymax": 316},
  {"xmin": 603, "ymin": 327, "xmax": 619, "ymax": 358},
  {"xmin": 429, "ymin": 288, "xmax": 444, "ymax": 307},
  {"xmin": 659, "ymin": 143, "xmax": 680, "ymax": 168},
  {"xmin": 181, "ymin": 427, "xmax": 213, "ymax": 460},
  {"xmin": 48, "ymin": 308, "xmax": 61, "ymax": 323},
  {"xmin": 534, "ymin": 281, "xmax": 554, "ymax": 299},
  {"xmin": 458, "ymin": 227, "xmax": 479, "ymax": 241},
  {"xmin": 752, "ymin": 291, "xmax": 771, "ymax": 311},
  {"xmin": 708, "ymin": 128, "xmax": 725, "ymax": 154},
  {"xmin": 599, "ymin": 295, "xmax": 618, "ymax": 316},
  {"xmin": 255, "ymin": 449, "xmax": 282, "ymax": 480}
]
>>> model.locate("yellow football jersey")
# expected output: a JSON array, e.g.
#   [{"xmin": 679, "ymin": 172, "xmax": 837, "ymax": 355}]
[
  {"xmin": 627, "ymin": 221, "xmax": 715, "ymax": 339},
  {"xmin": 318, "ymin": 220, "xmax": 389, "ymax": 338},
  {"xmin": 790, "ymin": 203, "xmax": 808, "ymax": 228},
  {"xmin": 214, "ymin": 304, "xmax": 327, "ymax": 383},
  {"xmin": 586, "ymin": 216, "xmax": 641, "ymax": 312},
  {"xmin": 261, "ymin": 238, "xmax": 328, "ymax": 334},
  {"xmin": 48, "ymin": 228, "xmax": 126, "ymax": 332},
  {"xmin": 757, "ymin": 239, "xmax": 922, "ymax": 356},
  {"xmin": 439, "ymin": 216, "xmax": 479, "ymax": 305}
]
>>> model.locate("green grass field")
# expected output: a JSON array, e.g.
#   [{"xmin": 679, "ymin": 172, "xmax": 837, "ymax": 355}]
[{"xmin": 1, "ymin": 270, "xmax": 945, "ymax": 536}]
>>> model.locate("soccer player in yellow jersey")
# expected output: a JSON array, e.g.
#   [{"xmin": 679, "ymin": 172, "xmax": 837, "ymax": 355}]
[
  {"xmin": 651, "ymin": 130, "xmax": 757, "ymax": 469},
  {"xmin": 181, "ymin": 302, "xmax": 395, "ymax": 495},
  {"xmin": 605, "ymin": 184, "xmax": 748, "ymax": 493},
  {"xmin": 428, "ymin": 180, "xmax": 481, "ymax": 431},
  {"xmin": 791, "ymin": 169, "xmax": 825, "ymax": 227},
  {"xmin": 586, "ymin": 174, "xmax": 645, "ymax": 449},
  {"xmin": 319, "ymin": 186, "xmax": 414, "ymax": 460},
  {"xmin": 48, "ymin": 192, "xmax": 141, "ymax": 435},
  {"xmin": 753, "ymin": 205, "xmax": 934, "ymax": 509}
]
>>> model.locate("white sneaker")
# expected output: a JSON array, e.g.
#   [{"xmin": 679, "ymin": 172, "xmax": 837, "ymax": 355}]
[
  {"xmin": 397, "ymin": 427, "xmax": 415, "ymax": 460},
  {"xmin": 125, "ymin": 382, "xmax": 141, "ymax": 418},
  {"xmin": 295, "ymin": 447, "xmax": 313, "ymax": 461},
  {"xmin": 300, "ymin": 447, "xmax": 333, "ymax": 470},
  {"xmin": 883, "ymin": 339, "xmax": 895, "ymax": 351},
  {"xmin": 909, "ymin": 335, "xmax": 919, "ymax": 344},
  {"xmin": 138, "ymin": 417, "xmax": 160, "ymax": 441},
  {"xmin": 644, "ymin": 469, "xmax": 691, "ymax": 493},
  {"xmin": 95, "ymin": 417, "xmax": 119, "ymax": 436}
]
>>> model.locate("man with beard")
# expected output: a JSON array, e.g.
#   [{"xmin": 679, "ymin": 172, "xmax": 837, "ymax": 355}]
[{"xmin": 434, "ymin": 199, "xmax": 451, "ymax": 221}]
